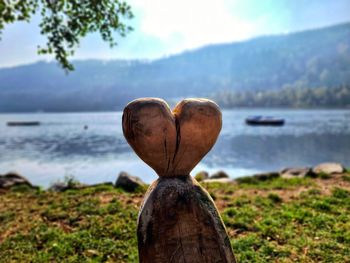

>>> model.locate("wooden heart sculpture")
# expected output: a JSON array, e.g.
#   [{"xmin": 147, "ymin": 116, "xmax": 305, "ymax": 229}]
[
  {"xmin": 122, "ymin": 98, "xmax": 222, "ymax": 176},
  {"xmin": 122, "ymin": 98, "xmax": 236, "ymax": 263}
]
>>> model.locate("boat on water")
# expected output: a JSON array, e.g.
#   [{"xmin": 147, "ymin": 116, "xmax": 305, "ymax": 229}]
[
  {"xmin": 245, "ymin": 116, "xmax": 285, "ymax": 126},
  {"xmin": 7, "ymin": 121, "xmax": 40, "ymax": 127}
]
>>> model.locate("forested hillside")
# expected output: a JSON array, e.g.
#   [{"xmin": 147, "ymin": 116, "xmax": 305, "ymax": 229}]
[
  {"xmin": 0, "ymin": 22, "xmax": 349, "ymax": 112},
  {"xmin": 214, "ymin": 85, "xmax": 350, "ymax": 108}
]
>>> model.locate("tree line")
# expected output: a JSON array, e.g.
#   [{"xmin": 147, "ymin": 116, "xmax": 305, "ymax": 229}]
[{"xmin": 213, "ymin": 85, "xmax": 350, "ymax": 108}]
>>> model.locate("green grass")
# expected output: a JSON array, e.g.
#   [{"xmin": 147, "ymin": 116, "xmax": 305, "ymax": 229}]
[
  {"xmin": 0, "ymin": 176, "xmax": 350, "ymax": 262},
  {"xmin": 0, "ymin": 185, "xmax": 140, "ymax": 262},
  {"xmin": 224, "ymin": 187, "xmax": 350, "ymax": 262},
  {"xmin": 203, "ymin": 177, "xmax": 315, "ymax": 195}
]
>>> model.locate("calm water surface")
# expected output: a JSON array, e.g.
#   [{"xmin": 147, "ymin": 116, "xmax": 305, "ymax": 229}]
[{"xmin": 0, "ymin": 109, "xmax": 349, "ymax": 187}]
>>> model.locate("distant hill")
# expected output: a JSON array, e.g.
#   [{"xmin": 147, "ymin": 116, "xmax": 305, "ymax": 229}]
[{"xmin": 0, "ymin": 22, "xmax": 350, "ymax": 112}]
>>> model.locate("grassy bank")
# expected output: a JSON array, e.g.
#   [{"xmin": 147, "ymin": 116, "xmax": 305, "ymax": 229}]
[{"xmin": 1, "ymin": 174, "xmax": 350, "ymax": 262}]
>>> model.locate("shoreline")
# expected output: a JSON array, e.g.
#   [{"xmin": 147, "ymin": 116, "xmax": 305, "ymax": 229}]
[{"xmin": 1, "ymin": 162, "xmax": 348, "ymax": 192}]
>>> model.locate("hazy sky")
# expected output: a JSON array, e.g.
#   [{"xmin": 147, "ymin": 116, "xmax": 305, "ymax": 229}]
[{"xmin": 0, "ymin": 0, "xmax": 349, "ymax": 67}]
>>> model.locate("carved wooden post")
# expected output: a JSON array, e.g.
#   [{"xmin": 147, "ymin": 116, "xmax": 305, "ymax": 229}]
[{"xmin": 122, "ymin": 98, "xmax": 236, "ymax": 263}]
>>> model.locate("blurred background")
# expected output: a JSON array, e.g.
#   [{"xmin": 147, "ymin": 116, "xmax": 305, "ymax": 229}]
[{"xmin": 0, "ymin": 0, "xmax": 349, "ymax": 186}]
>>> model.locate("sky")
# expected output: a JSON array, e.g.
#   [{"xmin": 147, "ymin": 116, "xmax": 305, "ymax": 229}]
[{"xmin": 0, "ymin": 0, "xmax": 349, "ymax": 67}]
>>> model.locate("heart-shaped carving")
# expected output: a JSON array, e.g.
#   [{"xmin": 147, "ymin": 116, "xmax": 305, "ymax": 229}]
[{"xmin": 122, "ymin": 98, "xmax": 222, "ymax": 176}]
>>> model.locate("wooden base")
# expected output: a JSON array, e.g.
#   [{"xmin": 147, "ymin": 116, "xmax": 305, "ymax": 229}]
[{"xmin": 137, "ymin": 176, "xmax": 236, "ymax": 263}]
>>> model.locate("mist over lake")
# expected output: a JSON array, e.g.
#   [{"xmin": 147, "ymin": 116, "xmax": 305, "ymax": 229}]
[{"xmin": 0, "ymin": 109, "xmax": 349, "ymax": 187}]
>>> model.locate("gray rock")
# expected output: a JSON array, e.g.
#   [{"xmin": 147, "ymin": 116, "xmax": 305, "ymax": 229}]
[
  {"xmin": 194, "ymin": 171, "xmax": 209, "ymax": 182},
  {"xmin": 209, "ymin": 171, "xmax": 229, "ymax": 179},
  {"xmin": 0, "ymin": 172, "xmax": 33, "ymax": 189},
  {"xmin": 280, "ymin": 167, "xmax": 314, "ymax": 178},
  {"xmin": 313, "ymin": 162, "xmax": 344, "ymax": 175},
  {"xmin": 115, "ymin": 171, "xmax": 145, "ymax": 192}
]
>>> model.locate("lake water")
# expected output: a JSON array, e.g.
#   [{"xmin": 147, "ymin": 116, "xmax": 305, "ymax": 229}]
[{"xmin": 0, "ymin": 109, "xmax": 350, "ymax": 187}]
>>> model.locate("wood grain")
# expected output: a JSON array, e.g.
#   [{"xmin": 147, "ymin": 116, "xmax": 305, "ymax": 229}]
[
  {"xmin": 122, "ymin": 98, "xmax": 221, "ymax": 176},
  {"xmin": 137, "ymin": 176, "xmax": 236, "ymax": 263}
]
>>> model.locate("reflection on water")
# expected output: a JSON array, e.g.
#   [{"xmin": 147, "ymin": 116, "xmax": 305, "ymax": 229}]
[
  {"xmin": 206, "ymin": 133, "xmax": 350, "ymax": 171},
  {"xmin": 0, "ymin": 109, "xmax": 349, "ymax": 186}
]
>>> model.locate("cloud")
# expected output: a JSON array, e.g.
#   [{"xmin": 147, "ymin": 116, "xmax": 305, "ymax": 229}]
[
  {"xmin": 129, "ymin": 0, "xmax": 265, "ymax": 50},
  {"xmin": 1, "ymin": 0, "xmax": 349, "ymax": 66}
]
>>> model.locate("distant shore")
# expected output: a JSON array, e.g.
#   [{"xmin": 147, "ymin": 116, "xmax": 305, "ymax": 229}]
[{"xmin": 1, "ymin": 105, "xmax": 350, "ymax": 114}]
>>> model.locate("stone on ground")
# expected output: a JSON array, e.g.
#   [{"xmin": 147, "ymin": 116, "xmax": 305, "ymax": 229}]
[
  {"xmin": 210, "ymin": 171, "xmax": 230, "ymax": 179},
  {"xmin": 0, "ymin": 172, "xmax": 34, "ymax": 189},
  {"xmin": 115, "ymin": 171, "xmax": 145, "ymax": 192},
  {"xmin": 313, "ymin": 162, "xmax": 344, "ymax": 175}
]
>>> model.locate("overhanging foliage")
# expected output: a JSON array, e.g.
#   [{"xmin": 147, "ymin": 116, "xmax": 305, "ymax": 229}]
[{"xmin": 0, "ymin": 0, "xmax": 133, "ymax": 71}]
